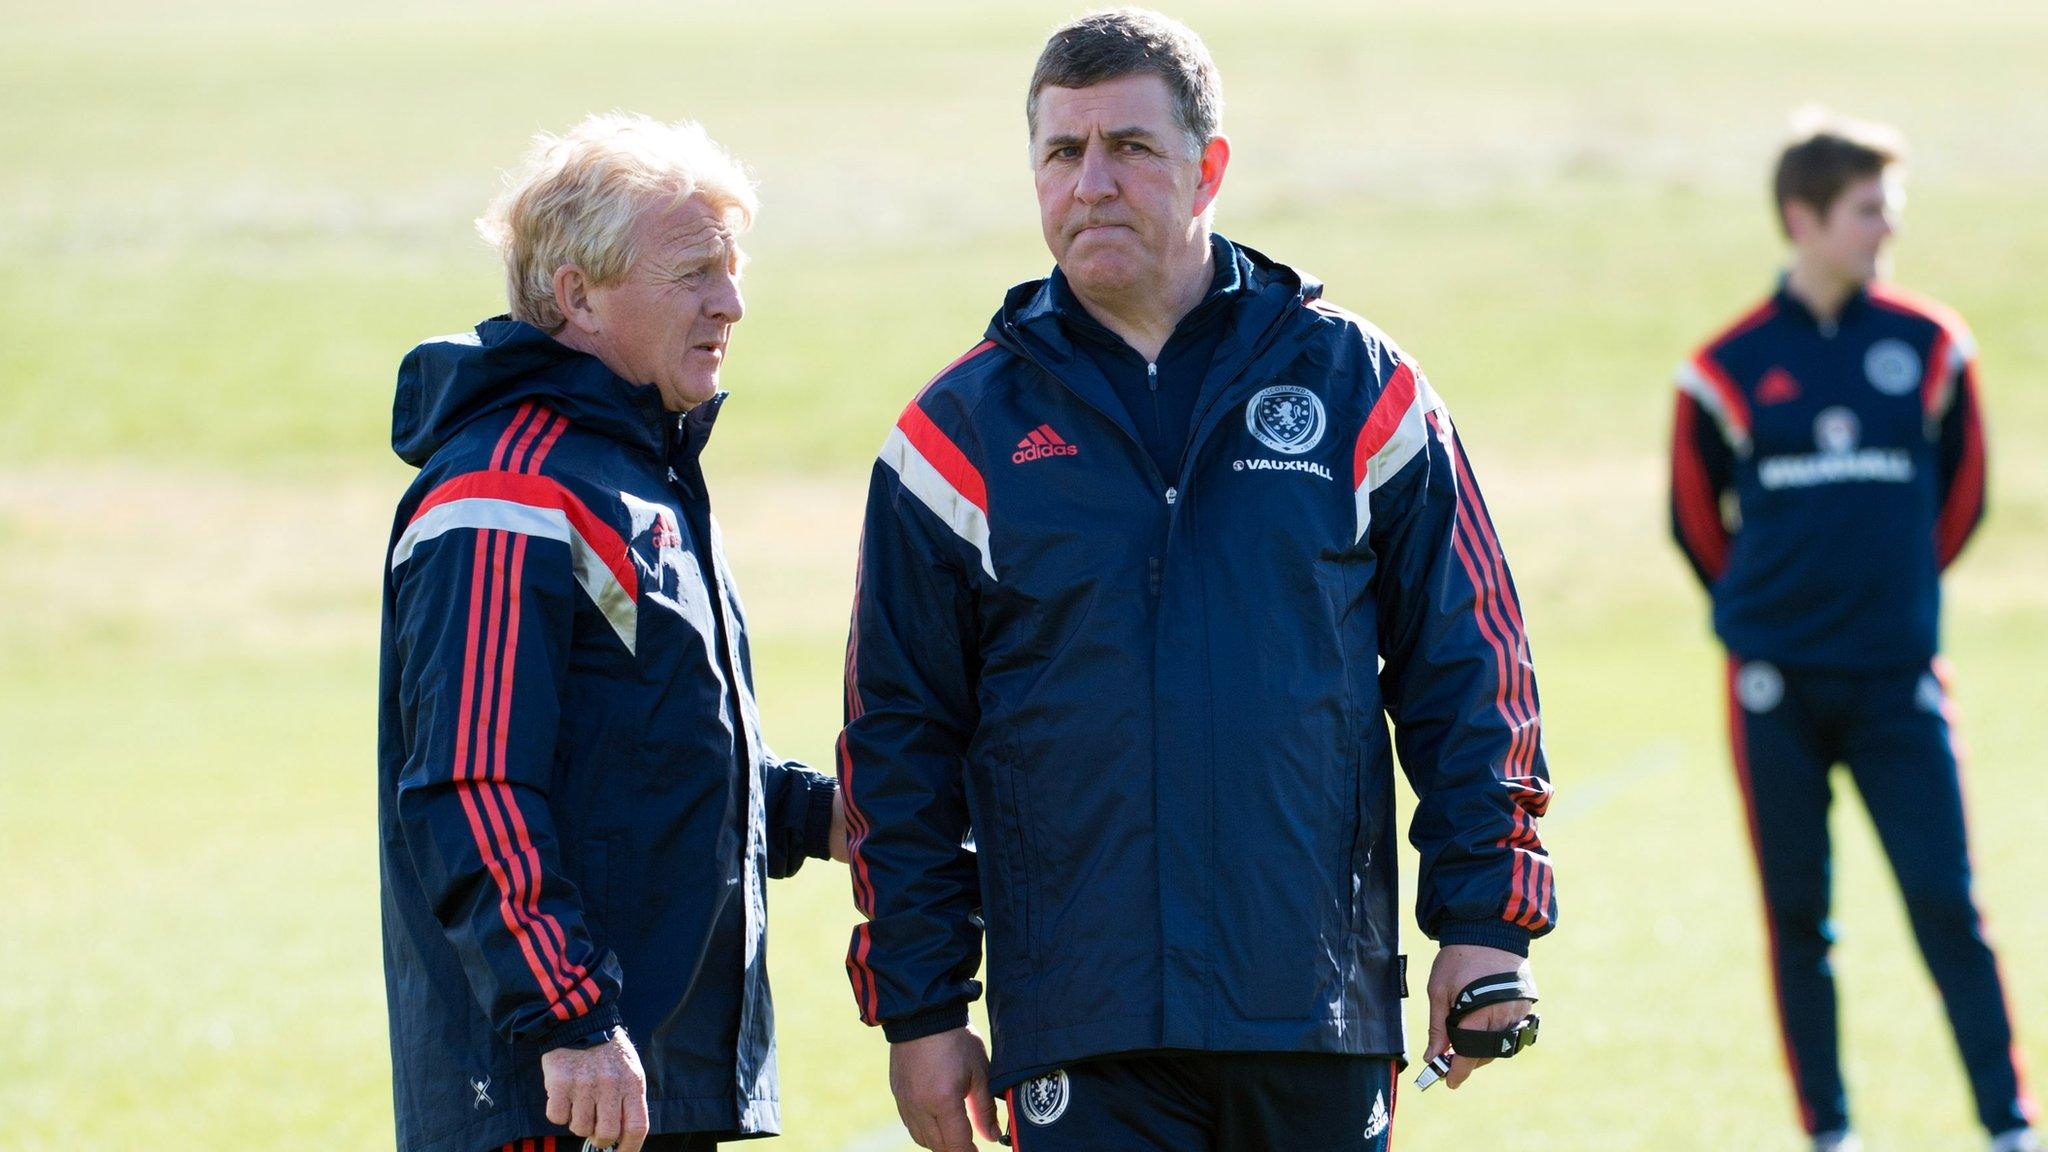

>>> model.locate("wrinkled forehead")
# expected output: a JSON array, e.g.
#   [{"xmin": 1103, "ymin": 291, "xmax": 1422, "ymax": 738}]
[
  {"xmin": 1031, "ymin": 72, "xmax": 1181, "ymax": 143},
  {"xmin": 637, "ymin": 193, "xmax": 746, "ymax": 260}
]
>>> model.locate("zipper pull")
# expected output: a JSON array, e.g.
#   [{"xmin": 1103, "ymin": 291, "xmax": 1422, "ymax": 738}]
[
  {"xmin": 1164, "ymin": 486, "xmax": 1178, "ymax": 505},
  {"xmin": 1148, "ymin": 362, "xmax": 1159, "ymax": 392}
]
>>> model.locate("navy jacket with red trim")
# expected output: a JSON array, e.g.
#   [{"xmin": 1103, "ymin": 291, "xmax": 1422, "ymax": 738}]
[
  {"xmin": 1669, "ymin": 279, "xmax": 1988, "ymax": 668},
  {"xmin": 377, "ymin": 318, "xmax": 836, "ymax": 1152},
  {"xmin": 838, "ymin": 238, "xmax": 1556, "ymax": 1090}
]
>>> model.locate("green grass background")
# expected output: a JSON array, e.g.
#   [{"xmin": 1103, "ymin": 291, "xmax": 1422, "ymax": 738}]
[{"xmin": 2, "ymin": 2, "xmax": 2043, "ymax": 1148}]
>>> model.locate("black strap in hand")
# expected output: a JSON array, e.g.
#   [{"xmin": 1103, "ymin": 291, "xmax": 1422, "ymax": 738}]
[{"xmin": 1445, "ymin": 971, "xmax": 1540, "ymax": 1059}]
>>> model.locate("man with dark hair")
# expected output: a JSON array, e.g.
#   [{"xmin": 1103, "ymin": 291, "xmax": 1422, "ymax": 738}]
[
  {"xmin": 840, "ymin": 9, "xmax": 1555, "ymax": 1151},
  {"xmin": 1670, "ymin": 112, "xmax": 2035, "ymax": 1152}
]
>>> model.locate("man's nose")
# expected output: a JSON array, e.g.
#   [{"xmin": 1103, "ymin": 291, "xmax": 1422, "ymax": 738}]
[
  {"xmin": 1074, "ymin": 143, "xmax": 1117, "ymax": 204},
  {"xmin": 710, "ymin": 275, "xmax": 745, "ymax": 324}
]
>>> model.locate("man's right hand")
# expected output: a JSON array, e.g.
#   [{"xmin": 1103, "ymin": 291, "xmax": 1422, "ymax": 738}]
[
  {"xmin": 542, "ymin": 1027, "xmax": 649, "ymax": 1152},
  {"xmin": 889, "ymin": 1025, "xmax": 1002, "ymax": 1151}
]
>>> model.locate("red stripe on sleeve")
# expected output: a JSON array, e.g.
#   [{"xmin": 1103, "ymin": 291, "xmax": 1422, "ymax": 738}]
[
  {"xmin": 523, "ymin": 412, "xmax": 570, "ymax": 474},
  {"xmin": 914, "ymin": 340, "xmax": 999, "ymax": 402},
  {"xmin": 1439, "ymin": 416, "xmax": 1540, "ymax": 776},
  {"xmin": 1688, "ymin": 353, "xmax": 1752, "ymax": 441},
  {"xmin": 1867, "ymin": 282, "xmax": 1971, "ymax": 347},
  {"xmin": 451, "ymin": 530, "xmax": 570, "ymax": 1012},
  {"xmin": 1352, "ymin": 362, "xmax": 1419, "ymax": 490},
  {"xmin": 1431, "ymin": 414, "xmax": 1551, "ymax": 931},
  {"xmin": 849, "ymin": 922, "xmax": 880, "ymax": 1024},
  {"xmin": 472, "ymin": 529, "xmax": 585, "ymax": 1014},
  {"xmin": 839, "ymin": 544, "xmax": 879, "ymax": 916},
  {"xmin": 489, "ymin": 532, "xmax": 592, "ymax": 1003},
  {"xmin": 1936, "ymin": 373, "xmax": 1987, "ymax": 568},
  {"xmin": 412, "ymin": 471, "xmax": 636, "ymax": 599},
  {"xmin": 490, "ymin": 403, "xmax": 539, "ymax": 471},
  {"xmin": 1458, "ymin": 477, "xmax": 1538, "ymax": 773},
  {"xmin": 1921, "ymin": 331, "xmax": 1954, "ymax": 420},
  {"xmin": 840, "ymin": 533, "xmax": 882, "ymax": 1011},
  {"xmin": 895, "ymin": 403, "xmax": 988, "ymax": 514},
  {"xmin": 505, "ymin": 407, "xmax": 550, "ymax": 473},
  {"xmin": 1670, "ymin": 395, "xmax": 1731, "ymax": 580}
]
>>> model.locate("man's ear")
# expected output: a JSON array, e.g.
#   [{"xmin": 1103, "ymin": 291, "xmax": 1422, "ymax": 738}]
[
  {"xmin": 1192, "ymin": 134, "xmax": 1231, "ymax": 217},
  {"xmin": 553, "ymin": 265, "xmax": 600, "ymax": 335},
  {"xmin": 1781, "ymin": 199, "xmax": 1820, "ymax": 245}
]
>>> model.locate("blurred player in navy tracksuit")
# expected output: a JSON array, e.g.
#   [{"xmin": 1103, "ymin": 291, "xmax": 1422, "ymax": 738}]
[{"xmin": 1670, "ymin": 113, "xmax": 2035, "ymax": 1152}]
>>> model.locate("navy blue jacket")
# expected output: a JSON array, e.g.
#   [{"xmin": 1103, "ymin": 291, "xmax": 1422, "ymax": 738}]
[
  {"xmin": 1670, "ymin": 280, "xmax": 1988, "ymax": 667},
  {"xmin": 838, "ymin": 240, "xmax": 1556, "ymax": 1090},
  {"xmin": 377, "ymin": 319, "xmax": 836, "ymax": 1152}
]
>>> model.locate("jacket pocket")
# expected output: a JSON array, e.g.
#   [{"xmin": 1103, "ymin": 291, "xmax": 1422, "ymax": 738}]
[
  {"xmin": 986, "ymin": 752, "xmax": 1035, "ymax": 972},
  {"xmin": 1341, "ymin": 744, "xmax": 1374, "ymax": 974}
]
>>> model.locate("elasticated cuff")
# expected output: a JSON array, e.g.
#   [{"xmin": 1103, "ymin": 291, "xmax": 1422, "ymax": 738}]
[
  {"xmin": 1432, "ymin": 921, "xmax": 1533, "ymax": 957},
  {"xmin": 881, "ymin": 1001, "xmax": 970, "ymax": 1044},
  {"xmin": 802, "ymin": 775, "xmax": 838, "ymax": 862},
  {"xmin": 532, "ymin": 1000, "xmax": 624, "ymax": 1052}
]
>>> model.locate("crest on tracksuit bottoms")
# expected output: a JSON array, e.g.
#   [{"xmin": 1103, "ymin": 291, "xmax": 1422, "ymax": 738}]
[
  {"xmin": 1020, "ymin": 1070, "xmax": 1071, "ymax": 1126},
  {"xmin": 1737, "ymin": 661, "xmax": 1784, "ymax": 712}
]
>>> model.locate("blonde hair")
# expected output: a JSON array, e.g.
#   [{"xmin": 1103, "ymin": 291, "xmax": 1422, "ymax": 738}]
[{"xmin": 478, "ymin": 111, "xmax": 759, "ymax": 331}]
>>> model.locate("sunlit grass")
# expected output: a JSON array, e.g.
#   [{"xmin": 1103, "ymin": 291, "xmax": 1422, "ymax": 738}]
[{"xmin": 3, "ymin": 2, "xmax": 2044, "ymax": 1150}]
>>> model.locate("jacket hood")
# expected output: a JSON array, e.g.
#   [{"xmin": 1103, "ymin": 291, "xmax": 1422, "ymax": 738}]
[
  {"xmin": 988, "ymin": 234, "xmax": 1323, "ymax": 353},
  {"xmin": 391, "ymin": 317, "xmax": 676, "ymax": 467}
]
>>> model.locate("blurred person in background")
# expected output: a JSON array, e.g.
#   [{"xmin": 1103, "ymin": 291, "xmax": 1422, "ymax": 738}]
[
  {"xmin": 377, "ymin": 112, "xmax": 845, "ymax": 1152},
  {"xmin": 1669, "ymin": 112, "xmax": 2035, "ymax": 1152},
  {"xmin": 838, "ymin": 10, "xmax": 1554, "ymax": 1151}
]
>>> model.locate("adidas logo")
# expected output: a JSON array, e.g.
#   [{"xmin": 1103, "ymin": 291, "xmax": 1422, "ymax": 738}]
[
  {"xmin": 1757, "ymin": 366, "xmax": 1802, "ymax": 405},
  {"xmin": 1013, "ymin": 423, "xmax": 1079, "ymax": 463},
  {"xmin": 1362, "ymin": 1089, "xmax": 1388, "ymax": 1140}
]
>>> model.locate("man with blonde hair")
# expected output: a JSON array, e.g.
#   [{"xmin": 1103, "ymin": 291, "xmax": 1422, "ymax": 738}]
[
  {"xmin": 377, "ymin": 112, "xmax": 845, "ymax": 1152},
  {"xmin": 1670, "ymin": 112, "xmax": 2034, "ymax": 1152}
]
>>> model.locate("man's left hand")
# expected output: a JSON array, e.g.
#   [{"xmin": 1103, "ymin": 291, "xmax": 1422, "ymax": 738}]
[{"xmin": 1423, "ymin": 944, "xmax": 1534, "ymax": 1091}]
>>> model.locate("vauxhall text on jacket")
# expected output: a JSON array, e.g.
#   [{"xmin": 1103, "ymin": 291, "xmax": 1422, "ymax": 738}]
[
  {"xmin": 377, "ymin": 319, "xmax": 835, "ymax": 1152},
  {"xmin": 838, "ymin": 240, "xmax": 1557, "ymax": 1090}
]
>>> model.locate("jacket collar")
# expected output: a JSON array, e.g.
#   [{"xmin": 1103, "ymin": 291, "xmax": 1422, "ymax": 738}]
[
  {"xmin": 392, "ymin": 316, "xmax": 719, "ymax": 468},
  {"xmin": 1772, "ymin": 273, "xmax": 1871, "ymax": 334},
  {"xmin": 988, "ymin": 235, "xmax": 1325, "ymax": 476}
]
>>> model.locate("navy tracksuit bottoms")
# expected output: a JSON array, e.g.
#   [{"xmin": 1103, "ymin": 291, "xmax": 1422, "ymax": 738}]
[
  {"xmin": 1724, "ymin": 655, "xmax": 2033, "ymax": 1137},
  {"xmin": 1002, "ymin": 1052, "xmax": 1399, "ymax": 1152}
]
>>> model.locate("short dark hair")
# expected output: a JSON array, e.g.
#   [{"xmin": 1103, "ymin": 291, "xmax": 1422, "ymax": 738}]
[
  {"xmin": 1773, "ymin": 112, "xmax": 1905, "ymax": 235},
  {"xmin": 1027, "ymin": 8, "xmax": 1222, "ymax": 154}
]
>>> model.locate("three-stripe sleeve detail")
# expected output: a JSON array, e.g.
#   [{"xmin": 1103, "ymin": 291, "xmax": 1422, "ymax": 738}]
[
  {"xmin": 839, "ymin": 527, "xmax": 883, "ymax": 1024},
  {"xmin": 1670, "ymin": 392, "xmax": 1732, "ymax": 581},
  {"xmin": 422, "ymin": 406, "xmax": 605, "ymax": 1021},
  {"xmin": 1430, "ymin": 411, "xmax": 1553, "ymax": 932}
]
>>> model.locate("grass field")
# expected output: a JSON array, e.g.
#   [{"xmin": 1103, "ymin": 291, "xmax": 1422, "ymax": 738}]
[{"xmin": 2, "ymin": 2, "xmax": 2044, "ymax": 1149}]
